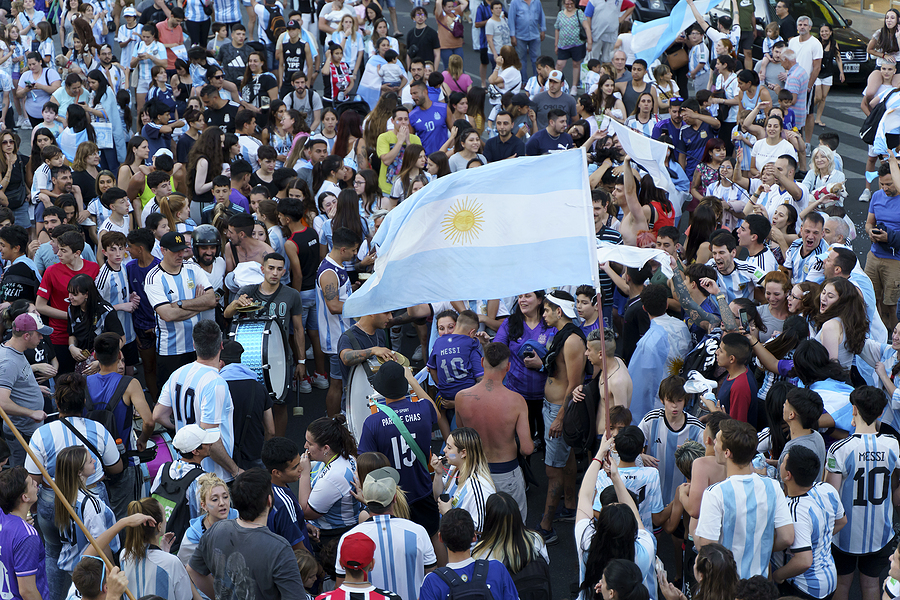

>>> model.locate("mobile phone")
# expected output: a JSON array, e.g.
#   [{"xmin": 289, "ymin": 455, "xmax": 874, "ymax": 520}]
[
  {"xmin": 440, "ymin": 456, "xmax": 449, "ymax": 467},
  {"xmin": 739, "ymin": 308, "xmax": 750, "ymax": 330},
  {"xmin": 876, "ymin": 222, "xmax": 888, "ymax": 233},
  {"xmin": 523, "ymin": 351, "xmax": 535, "ymax": 358},
  {"xmin": 439, "ymin": 493, "xmax": 450, "ymax": 503}
]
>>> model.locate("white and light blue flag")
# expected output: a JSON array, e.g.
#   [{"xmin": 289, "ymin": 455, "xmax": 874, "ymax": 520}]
[
  {"xmin": 608, "ymin": 119, "xmax": 683, "ymax": 213},
  {"xmin": 632, "ymin": 0, "xmax": 730, "ymax": 65},
  {"xmin": 342, "ymin": 150, "xmax": 596, "ymax": 318}
]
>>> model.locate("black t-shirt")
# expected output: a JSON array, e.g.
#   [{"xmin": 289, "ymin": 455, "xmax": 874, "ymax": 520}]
[
  {"xmin": 67, "ymin": 302, "xmax": 123, "ymax": 350},
  {"xmin": 483, "ymin": 134, "xmax": 525, "ymax": 162},
  {"xmin": 205, "ymin": 101, "xmax": 240, "ymax": 134},
  {"xmin": 779, "ymin": 15, "xmax": 797, "ymax": 40},
  {"xmin": 621, "ymin": 297, "xmax": 651, "ymax": 364},
  {"xmin": 241, "ymin": 73, "xmax": 278, "ymax": 111},
  {"xmin": 336, "ymin": 325, "xmax": 387, "ymax": 383},
  {"xmin": 73, "ymin": 170, "xmax": 96, "ymax": 201},
  {"xmin": 249, "ymin": 172, "xmax": 280, "ymax": 197},
  {"xmin": 235, "ymin": 283, "xmax": 303, "ymax": 359},
  {"xmin": 176, "ymin": 133, "xmax": 197, "ymax": 164},
  {"xmin": 225, "ymin": 377, "xmax": 273, "ymax": 467},
  {"xmin": 139, "ymin": 6, "xmax": 166, "ymax": 24},
  {"xmin": 0, "ymin": 261, "xmax": 40, "ymax": 303},
  {"xmin": 288, "ymin": 227, "xmax": 319, "ymax": 291},
  {"xmin": 406, "ymin": 26, "xmax": 440, "ymax": 63}
]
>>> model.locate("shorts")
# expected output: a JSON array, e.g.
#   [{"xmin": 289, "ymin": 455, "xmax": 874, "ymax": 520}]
[
  {"xmin": 816, "ymin": 75, "xmax": 833, "ymax": 86},
  {"xmin": 542, "ymin": 399, "xmax": 572, "ymax": 468},
  {"xmin": 738, "ymin": 30, "xmax": 755, "ymax": 51},
  {"xmin": 300, "ymin": 288, "xmax": 318, "ymax": 330},
  {"xmin": 409, "ymin": 493, "xmax": 441, "ymax": 536},
  {"xmin": 122, "ymin": 339, "xmax": 139, "ymax": 367},
  {"xmin": 327, "ymin": 353, "xmax": 342, "ymax": 380},
  {"xmin": 135, "ymin": 327, "xmax": 156, "ymax": 351},
  {"xmin": 869, "ymin": 144, "xmax": 879, "ymax": 158},
  {"xmin": 832, "ymin": 535, "xmax": 897, "ymax": 578},
  {"xmin": 136, "ymin": 78, "xmax": 151, "ymax": 94},
  {"xmin": 381, "ymin": 0, "xmax": 395, "ymax": 8},
  {"xmin": 480, "ymin": 47, "xmax": 490, "ymax": 65},
  {"xmin": 557, "ymin": 44, "xmax": 586, "ymax": 63}
]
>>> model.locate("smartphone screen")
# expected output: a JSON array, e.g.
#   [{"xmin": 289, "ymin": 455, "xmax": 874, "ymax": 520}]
[{"xmin": 739, "ymin": 309, "xmax": 750, "ymax": 330}]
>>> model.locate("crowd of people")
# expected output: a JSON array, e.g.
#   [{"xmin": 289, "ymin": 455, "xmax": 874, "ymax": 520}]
[{"xmin": 0, "ymin": 0, "xmax": 899, "ymax": 599}]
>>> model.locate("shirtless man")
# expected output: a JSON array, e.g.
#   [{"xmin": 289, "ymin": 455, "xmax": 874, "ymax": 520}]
[
  {"xmin": 456, "ymin": 342, "xmax": 534, "ymax": 522},
  {"xmin": 584, "ymin": 327, "xmax": 631, "ymax": 439},
  {"xmin": 223, "ymin": 212, "xmax": 274, "ymax": 273},
  {"xmin": 613, "ymin": 159, "xmax": 652, "ymax": 247},
  {"xmin": 537, "ymin": 291, "xmax": 586, "ymax": 543},
  {"xmin": 683, "ymin": 411, "xmax": 729, "ymax": 539}
]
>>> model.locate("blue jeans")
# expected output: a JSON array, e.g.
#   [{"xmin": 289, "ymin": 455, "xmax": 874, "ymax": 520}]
[
  {"xmin": 516, "ymin": 37, "xmax": 541, "ymax": 80},
  {"xmin": 440, "ymin": 47, "xmax": 464, "ymax": 71},
  {"xmin": 38, "ymin": 486, "xmax": 69, "ymax": 600}
]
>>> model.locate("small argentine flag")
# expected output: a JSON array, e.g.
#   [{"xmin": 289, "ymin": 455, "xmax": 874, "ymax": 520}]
[
  {"xmin": 342, "ymin": 150, "xmax": 597, "ymax": 318},
  {"xmin": 632, "ymin": 0, "xmax": 730, "ymax": 65}
]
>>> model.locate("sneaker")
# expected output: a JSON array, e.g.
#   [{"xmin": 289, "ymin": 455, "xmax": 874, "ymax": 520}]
[
  {"xmin": 536, "ymin": 525, "xmax": 558, "ymax": 545},
  {"xmin": 859, "ymin": 188, "xmax": 872, "ymax": 203},
  {"xmin": 298, "ymin": 378, "xmax": 312, "ymax": 394},
  {"xmin": 306, "ymin": 345, "xmax": 315, "ymax": 360},
  {"xmin": 554, "ymin": 507, "xmax": 576, "ymax": 523},
  {"xmin": 411, "ymin": 345, "xmax": 423, "ymax": 361},
  {"xmin": 17, "ymin": 117, "xmax": 28, "ymax": 128},
  {"xmin": 311, "ymin": 372, "xmax": 329, "ymax": 389}
]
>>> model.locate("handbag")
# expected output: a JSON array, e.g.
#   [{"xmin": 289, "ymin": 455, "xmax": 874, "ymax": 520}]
[
  {"xmin": 94, "ymin": 108, "xmax": 114, "ymax": 149},
  {"xmin": 665, "ymin": 43, "xmax": 688, "ymax": 71},
  {"xmin": 578, "ymin": 11, "xmax": 587, "ymax": 43},
  {"xmin": 439, "ymin": 13, "xmax": 464, "ymax": 39}
]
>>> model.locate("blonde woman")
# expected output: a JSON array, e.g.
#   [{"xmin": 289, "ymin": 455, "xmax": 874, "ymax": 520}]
[
  {"xmin": 801, "ymin": 145, "xmax": 846, "ymax": 207},
  {"xmin": 431, "ymin": 427, "xmax": 496, "ymax": 533},
  {"xmin": 473, "ymin": 491, "xmax": 549, "ymax": 573},
  {"xmin": 158, "ymin": 193, "xmax": 195, "ymax": 235},
  {"xmin": 177, "ymin": 473, "xmax": 238, "ymax": 566}
]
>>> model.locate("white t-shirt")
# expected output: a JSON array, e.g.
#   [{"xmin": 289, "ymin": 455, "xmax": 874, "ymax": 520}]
[
  {"xmin": 751, "ymin": 138, "xmax": 797, "ymax": 172},
  {"xmin": 788, "ymin": 35, "xmax": 823, "ymax": 80},
  {"xmin": 576, "ymin": 518, "xmax": 656, "ymax": 600}
]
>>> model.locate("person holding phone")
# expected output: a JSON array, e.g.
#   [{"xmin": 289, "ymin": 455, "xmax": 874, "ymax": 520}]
[{"xmin": 867, "ymin": 155, "xmax": 900, "ymax": 332}]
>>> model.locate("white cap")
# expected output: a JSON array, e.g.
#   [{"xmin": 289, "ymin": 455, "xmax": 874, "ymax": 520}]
[
  {"xmin": 173, "ymin": 424, "xmax": 219, "ymax": 453},
  {"xmin": 548, "ymin": 70, "xmax": 563, "ymax": 82}
]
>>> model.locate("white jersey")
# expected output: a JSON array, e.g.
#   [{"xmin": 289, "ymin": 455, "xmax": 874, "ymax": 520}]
[
  {"xmin": 592, "ymin": 466, "xmax": 664, "ymax": 531},
  {"xmin": 784, "ymin": 238, "xmax": 828, "ymax": 284},
  {"xmin": 121, "ymin": 548, "xmax": 193, "ymax": 600},
  {"xmin": 442, "ymin": 468, "xmax": 496, "ymax": 533},
  {"xmin": 239, "ymin": 135, "xmax": 263, "ymax": 170},
  {"xmin": 157, "ymin": 362, "xmax": 235, "ymax": 481},
  {"xmin": 308, "ymin": 455, "xmax": 360, "ymax": 530},
  {"xmin": 96, "ymin": 263, "xmax": 136, "ymax": 344},
  {"xmin": 695, "ymin": 473, "xmax": 792, "ymax": 578},
  {"xmin": 826, "ymin": 432, "xmax": 900, "ymax": 554},
  {"xmin": 98, "ymin": 214, "xmax": 131, "ymax": 239},
  {"xmin": 639, "ymin": 409, "xmax": 705, "ymax": 503},
  {"xmin": 772, "ymin": 482, "xmax": 843, "ymax": 600},
  {"xmin": 144, "ymin": 262, "xmax": 212, "ymax": 356},
  {"xmin": 335, "ymin": 514, "xmax": 436, "ymax": 600},
  {"xmin": 706, "ymin": 258, "xmax": 765, "ymax": 303},
  {"xmin": 576, "ymin": 519, "xmax": 657, "ymax": 600}
]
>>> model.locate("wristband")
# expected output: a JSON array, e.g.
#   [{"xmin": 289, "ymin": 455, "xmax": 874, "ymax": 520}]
[{"xmin": 592, "ymin": 457, "xmax": 602, "ymax": 463}]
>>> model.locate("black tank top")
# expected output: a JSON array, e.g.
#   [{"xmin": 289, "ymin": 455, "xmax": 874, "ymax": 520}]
[
  {"xmin": 289, "ymin": 226, "xmax": 320, "ymax": 291},
  {"xmin": 282, "ymin": 40, "xmax": 308, "ymax": 83}
]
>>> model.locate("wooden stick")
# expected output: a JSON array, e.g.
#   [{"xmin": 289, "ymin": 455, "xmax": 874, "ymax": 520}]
[
  {"xmin": 596, "ymin": 292, "xmax": 610, "ymax": 438},
  {"xmin": 0, "ymin": 407, "xmax": 137, "ymax": 600}
]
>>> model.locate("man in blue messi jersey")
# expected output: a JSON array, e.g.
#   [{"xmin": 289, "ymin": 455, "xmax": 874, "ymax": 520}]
[
  {"xmin": 408, "ymin": 79, "xmax": 449, "ymax": 155},
  {"xmin": 262, "ymin": 436, "xmax": 314, "ymax": 553},
  {"xmin": 695, "ymin": 419, "xmax": 794, "ymax": 578},
  {"xmin": 772, "ymin": 446, "xmax": 845, "ymax": 600},
  {"xmin": 826, "ymin": 386, "xmax": 900, "ymax": 600},
  {"xmin": 0, "ymin": 467, "xmax": 49, "ymax": 600}
]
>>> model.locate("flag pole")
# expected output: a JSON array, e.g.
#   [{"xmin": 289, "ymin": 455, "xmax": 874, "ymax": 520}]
[{"xmin": 0, "ymin": 407, "xmax": 138, "ymax": 600}]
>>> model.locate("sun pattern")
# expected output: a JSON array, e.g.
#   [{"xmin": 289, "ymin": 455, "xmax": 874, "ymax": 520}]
[{"xmin": 440, "ymin": 197, "xmax": 485, "ymax": 245}]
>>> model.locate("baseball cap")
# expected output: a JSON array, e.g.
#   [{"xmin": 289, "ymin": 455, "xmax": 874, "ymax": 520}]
[
  {"xmin": 161, "ymin": 231, "xmax": 189, "ymax": 252},
  {"xmin": 13, "ymin": 313, "xmax": 52, "ymax": 335},
  {"xmin": 548, "ymin": 69, "xmax": 563, "ymax": 82},
  {"xmin": 220, "ymin": 340, "xmax": 244, "ymax": 364},
  {"xmin": 545, "ymin": 291, "xmax": 577, "ymax": 319},
  {"xmin": 122, "ymin": 6, "xmax": 137, "ymax": 16},
  {"xmin": 340, "ymin": 533, "xmax": 376, "ymax": 571},
  {"xmin": 172, "ymin": 424, "xmax": 219, "ymax": 453},
  {"xmin": 287, "ymin": 19, "xmax": 300, "ymax": 28},
  {"xmin": 509, "ymin": 92, "xmax": 535, "ymax": 108},
  {"xmin": 154, "ymin": 148, "xmax": 174, "ymax": 159},
  {"xmin": 363, "ymin": 466, "xmax": 400, "ymax": 510},
  {"xmin": 371, "ymin": 360, "xmax": 408, "ymax": 399}
]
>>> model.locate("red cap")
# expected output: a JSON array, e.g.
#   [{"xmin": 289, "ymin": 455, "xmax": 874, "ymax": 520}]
[{"xmin": 340, "ymin": 533, "xmax": 376, "ymax": 571}]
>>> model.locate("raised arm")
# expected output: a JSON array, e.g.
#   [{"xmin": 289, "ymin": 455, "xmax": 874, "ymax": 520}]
[{"xmin": 623, "ymin": 159, "xmax": 648, "ymax": 231}]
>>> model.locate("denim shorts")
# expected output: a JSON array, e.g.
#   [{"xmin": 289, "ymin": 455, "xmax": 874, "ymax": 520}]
[
  {"xmin": 327, "ymin": 353, "xmax": 342, "ymax": 380},
  {"xmin": 543, "ymin": 400, "xmax": 572, "ymax": 468},
  {"xmin": 301, "ymin": 288, "xmax": 318, "ymax": 331}
]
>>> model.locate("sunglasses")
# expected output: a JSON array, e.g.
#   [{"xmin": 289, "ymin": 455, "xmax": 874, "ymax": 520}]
[{"xmin": 212, "ymin": 74, "xmax": 223, "ymax": 79}]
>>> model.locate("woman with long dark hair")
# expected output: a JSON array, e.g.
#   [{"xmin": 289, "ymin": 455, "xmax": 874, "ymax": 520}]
[
  {"xmin": 768, "ymin": 203, "xmax": 799, "ymax": 263},
  {"xmin": 427, "ymin": 151, "xmax": 451, "ymax": 178},
  {"xmin": 262, "ymin": 100, "xmax": 291, "ymax": 167},
  {"xmin": 27, "ymin": 127, "xmax": 55, "ymax": 183},
  {"xmin": 756, "ymin": 314, "xmax": 809, "ymax": 402},
  {"xmin": 0, "ymin": 130, "xmax": 28, "ymax": 227},
  {"xmin": 298, "ymin": 415, "xmax": 360, "ymax": 541},
  {"xmin": 86, "ymin": 68, "xmax": 127, "ymax": 169},
  {"xmin": 473, "ymin": 491, "xmax": 548, "ymax": 572},
  {"xmin": 390, "ymin": 143, "xmax": 427, "ymax": 205},
  {"xmin": 814, "ymin": 24, "xmax": 843, "ymax": 126},
  {"xmin": 312, "ymin": 154, "xmax": 346, "ymax": 200},
  {"xmin": 494, "ymin": 291, "xmax": 553, "ymax": 445},
  {"xmin": 812, "ymin": 277, "xmax": 869, "ymax": 370},
  {"xmin": 66, "ymin": 273, "xmax": 122, "ymax": 375},
  {"xmin": 758, "ymin": 381, "xmax": 793, "ymax": 463},
  {"xmin": 866, "ymin": 9, "xmax": 900, "ymax": 67},
  {"xmin": 757, "ymin": 270, "xmax": 791, "ymax": 343},
  {"xmin": 689, "ymin": 138, "xmax": 725, "ymax": 209},
  {"xmin": 659, "ymin": 544, "xmax": 739, "ymax": 600},
  {"xmin": 333, "ymin": 109, "xmax": 363, "ymax": 160},
  {"xmin": 353, "ymin": 169, "xmax": 382, "ymax": 222},
  {"xmin": 58, "ymin": 103, "xmax": 96, "ymax": 164},
  {"xmin": 321, "ymin": 187, "xmax": 369, "ymax": 262},
  {"xmin": 239, "ymin": 50, "xmax": 277, "ymax": 118},
  {"xmin": 682, "ymin": 203, "xmax": 717, "ymax": 265},
  {"xmin": 185, "ymin": 127, "xmax": 224, "ymax": 211},
  {"xmin": 117, "ymin": 135, "xmax": 150, "ymax": 191}
]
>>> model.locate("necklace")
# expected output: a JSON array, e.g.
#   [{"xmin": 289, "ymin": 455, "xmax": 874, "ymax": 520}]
[{"xmin": 410, "ymin": 26, "xmax": 426, "ymax": 39}]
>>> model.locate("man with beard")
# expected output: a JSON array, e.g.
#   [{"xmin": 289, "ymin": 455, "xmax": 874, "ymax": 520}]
[
  {"xmin": 188, "ymin": 225, "xmax": 227, "ymax": 326},
  {"xmin": 223, "ymin": 213, "xmax": 274, "ymax": 273},
  {"xmin": 98, "ymin": 44, "xmax": 126, "ymax": 93},
  {"xmin": 32, "ymin": 208, "xmax": 97, "ymax": 274},
  {"xmin": 225, "ymin": 253, "xmax": 305, "ymax": 436},
  {"xmin": 401, "ymin": 58, "xmax": 427, "ymax": 107}
]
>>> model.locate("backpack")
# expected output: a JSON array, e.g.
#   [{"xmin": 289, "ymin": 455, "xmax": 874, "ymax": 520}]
[
  {"xmin": 509, "ymin": 555, "xmax": 551, "ymax": 600},
  {"xmin": 83, "ymin": 375, "xmax": 134, "ymax": 461},
  {"xmin": 435, "ymin": 559, "xmax": 495, "ymax": 600},
  {"xmin": 264, "ymin": 1, "xmax": 287, "ymax": 44},
  {"xmin": 861, "ymin": 87, "xmax": 900, "ymax": 145},
  {"xmin": 562, "ymin": 377, "xmax": 598, "ymax": 458},
  {"xmin": 150, "ymin": 462, "xmax": 205, "ymax": 555}
]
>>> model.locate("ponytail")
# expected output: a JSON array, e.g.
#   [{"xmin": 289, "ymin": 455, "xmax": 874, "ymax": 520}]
[
  {"xmin": 307, "ymin": 415, "xmax": 357, "ymax": 459},
  {"xmin": 122, "ymin": 498, "xmax": 164, "ymax": 562},
  {"xmin": 55, "ymin": 372, "xmax": 87, "ymax": 415},
  {"xmin": 603, "ymin": 559, "xmax": 649, "ymax": 600}
]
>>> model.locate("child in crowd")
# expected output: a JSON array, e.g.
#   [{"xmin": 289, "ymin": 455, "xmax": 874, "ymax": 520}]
[
  {"xmin": 32, "ymin": 145, "xmax": 65, "ymax": 229},
  {"xmin": 145, "ymin": 212, "xmax": 168, "ymax": 260},
  {"xmin": 34, "ymin": 101, "xmax": 62, "ymax": 140},
  {"xmin": 575, "ymin": 284, "xmax": 600, "ymax": 338},
  {"xmin": 96, "ymin": 231, "xmax": 139, "ymax": 375},
  {"xmin": 201, "ymin": 175, "xmax": 246, "ymax": 225},
  {"xmin": 762, "ymin": 22, "xmax": 783, "ymax": 58},
  {"xmin": 427, "ymin": 309, "xmax": 484, "ymax": 419},
  {"xmin": 378, "ymin": 49, "xmax": 407, "ymax": 93},
  {"xmin": 777, "ymin": 88, "xmax": 797, "ymax": 131},
  {"xmin": 142, "ymin": 99, "xmax": 183, "ymax": 159},
  {"xmin": 97, "ymin": 188, "xmax": 133, "ymax": 249},
  {"xmin": 708, "ymin": 332, "xmax": 758, "ymax": 427},
  {"xmin": 582, "ymin": 59, "xmax": 601, "ymax": 95},
  {"xmin": 207, "ymin": 21, "xmax": 228, "ymax": 55},
  {"xmin": 138, "ymin": 170, "xmax": 173, "ymax": 228}
]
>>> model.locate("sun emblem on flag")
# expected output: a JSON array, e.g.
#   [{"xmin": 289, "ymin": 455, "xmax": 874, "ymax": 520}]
[{"xmin": 441, "ymin": 198, "xmax": 485, "ymax": 245}]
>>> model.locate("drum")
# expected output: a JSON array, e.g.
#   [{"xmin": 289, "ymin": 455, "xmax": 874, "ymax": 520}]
[
  {"xmin": 140, "ymin": 432, "xmax": 176, "ymax": 497},
  {"xmin": 230, "ymin": 317, "xmax": 289, "ymax": 403},
  {"xmin": 346, "ymin": 364, "xmax": 381, "ymax": 442}
]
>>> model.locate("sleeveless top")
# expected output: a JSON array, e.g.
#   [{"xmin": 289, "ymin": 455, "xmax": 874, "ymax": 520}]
[
  {"xmin": 820, "ymin": 40, "xmax": 837, "ymax": 78},
  {"xmin": 814, "ymin": 316, "xmax": 855, "ymax": 370},
  {"xmin": 696, "ymin": 162, "xmax": 719, "ymax": 197},
  {"xmin": 140, "ymin": 174, "xmax": 177, "ymax": 208},
  {"xmin": 622, "ymin": 80, "xmax": 642, "ymax": 115},
  {"xmin": 188, "ymin": 161, "xmax": 215, "ymax": 205}
]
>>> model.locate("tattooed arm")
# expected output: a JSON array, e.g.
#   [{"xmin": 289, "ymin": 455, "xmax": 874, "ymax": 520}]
[
  {"xmin": 669, "ymin": 258, "xmax": 721, "ymax": 331},
  {"xmin": 340, "ymin": 344, "xmax": 396, "ymax": 367},
  {"xmin": 698, "ymin": 277, "xmax": 739, "ymax": 332},
  {"xmin": 321, "ymin": 270, "xmax": 344, "ymax": 315}
]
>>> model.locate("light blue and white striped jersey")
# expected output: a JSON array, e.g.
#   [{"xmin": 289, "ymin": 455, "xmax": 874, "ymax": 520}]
[
  {"xmin": 807, "ymin": 379, "xmax": 853, "ymax": 433},
  {"xmin": 315, "ymin": 256, "xmax": 353, "ymax": 354},
  {"xmin": 212, "ymin": 0, "xmax": 241, "ymax": 25},
  {"xmin": 157, "ymin": 362, "xmax": 235, "ymax": 481},
  {"xmin": 58, "ymin": 490, "xmax": 119, "ymax": 572},
  {"xmin": 639, "ymin": 409, "xmax": 705, "ymax": 503},
  {"xmin": 25, "ymin": 418, "xmax": 120, "ymax": 486},
  {"xmin": 308, "ymin": 455, "xmax": 360, "ymax": 530},
  {"xmin": 771, "ymin": 482, "xmax": 843, "ymax": 600},
  {"xmin": 705, "ymin": 258, "xmax": 765, "ymax": 303},
  {"xmin": 149, "ymin": 459, "xmax": 204, "ymax": 520},
  {"xmin": 826, "ymin": 432, "xmax": 900, "ymax": 555},
  {"xmin": 695, "ymin": 473, "xmax": 792, "ymax": 578},
  {"xmin": 88, "ymin": 195, "xmax": 134, "ymax": 230},
  {"xmin": 238, "ymin": 135, "xmax": 262, "ymax": 170},
  {"xmin": 189, "ymin": 57, "xmax": 219, "ymax": 88},
  {"xmin": 134, "ymin": 40, "xmax": 167, "ymax": 82},
  {"xmin": 442, "ymin": 468, "xmax": 496, "ymax": 533},
  {"xmin": 689, "ymin": 41, "xmax": 709, "ymax": 75},
  {"xmin": 784, "ymin": 238, "xmax": 828, "ymax": 285},
  {"xmin": 335, "ymin": 514, "xmax": 437, "ymax": 600},
  {"xmin": 116, "ymin": 23, "xmax": 142, "ymax": 68},
  {"xmin": 625, "ymin": 115, "xmax": 659, "ymax": 138},
  {"xmin": 592, "ymin": 466, "xmax": 664, "ymax": 531},
  {"xmin": 30, "ymin": 163, "xmax": 50, "ymax": 204},
  {"xmin": 121, "ymin": 548, "xmax": 193, "ymax": 600},
  {"xmin": 144, "ymin": 262, "xmax": 212, "ymax": 356},
  {"xmin": 576, "ymin": 519, "xmax": 657, "ymax": 600},
  {"xmin": 97, "ymin": 263, "xmax": 136, "ymax": 345}
]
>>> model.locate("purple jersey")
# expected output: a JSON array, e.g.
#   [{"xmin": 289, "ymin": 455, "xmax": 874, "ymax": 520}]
[
  {"xmin": 426, "ymin": 334, "xmax": 484, "ymax": 400},
  {"xmin": 358, "ymin": 396, "xmax": 438, "ymax": 503},
  {"xmin": 493, "ymin": 319, "xmax": 557, "ymax": 401},
  {"xmin": 0, "ymin": 511, "xmax": 49, "ymax": 599}
]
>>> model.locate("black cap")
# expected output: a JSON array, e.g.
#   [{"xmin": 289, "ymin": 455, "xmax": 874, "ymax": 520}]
[
  {"xmin": 221, "ymin": 340, "xmax": 244, "ymax": 364},
  {"xmin": 161, "ymin": 231, "xmax": 189, "ymax": 252},
  {"xmin": 510, "ymin": 93, "xmax": 535, "ymax": 108},
  {"xmin": 372, "ymin": 361, "xmax": 408, "ymax": 399},
  {"xmin": 287, "ymin": 19, "xmax": 300, "ymax": 28}
]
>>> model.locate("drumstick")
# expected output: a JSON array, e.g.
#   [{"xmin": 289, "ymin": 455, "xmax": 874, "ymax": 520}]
[{"xmin": 0, "ymin": 404, "xmax": 139, "ymax": 600}]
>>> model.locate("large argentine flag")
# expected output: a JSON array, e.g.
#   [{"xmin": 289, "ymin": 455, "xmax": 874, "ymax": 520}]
[
  {"xmin": 342, "ymin": 150, "xmax": 596, "ymax": 318},
  {"xmin": 632, "ymin": 0, "xmax": 729, "ymax": 65}
]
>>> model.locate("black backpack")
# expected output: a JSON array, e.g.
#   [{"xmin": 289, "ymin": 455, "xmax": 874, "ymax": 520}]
[
  {"xmin": 435, "ymin": 559, "xmax": 495, "ymax": 600},
  {"xmin": 83, "ymin": 375, "xmax": 134, "ymax": 461},
  {"xmin": 509, "ymin": 555, "xmax": 551, "ymax": 600},
  {"xmin": 150, "ymin": 462, "xmax": 205, "ymax": 555},
  {"xmin": 563, "ymin": 377, "xmax": 598, "ymax": 457},
  {"xmin": 861, "ymin": 88, "xmax": 900, "ymax": 145},
  {"xmin": 264, "ymin": 0, "xmax": 287, "ymax": 44}
]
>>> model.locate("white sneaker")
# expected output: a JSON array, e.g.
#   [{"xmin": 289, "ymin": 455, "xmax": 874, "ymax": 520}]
[
  {"xmin": 17, "ymin": 117, "xmax": 28, "ymax": 128},
  {"xmin": 412, "ymin": 345, "xmax": 423, "ymax": 361},
  {"xmin": 859, "ymin": 188, "xmax": 872, "ymax": 203},
  {"xmin": 298, "ymin": 378, "xmax": 312, "ymax": 394},
  {"xmin": 311, "ymin": 372, "xmax": 329, "ymax": 389},
  {"xmin": 805, "ymin": 142, "xmax": 812, "ymax": 157},
  {"xmin": 306, "ymin": 345, "xmax": 315, "ymax": 360}
]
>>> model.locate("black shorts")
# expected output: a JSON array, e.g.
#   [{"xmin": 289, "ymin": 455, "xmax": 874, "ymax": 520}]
[
  {"xmin": 135, "ymin": 327, "xmax": 156, "ymax": 352},
  {"xmin": 480, "ymin": 46, "xmax": 490, "ymax": 65},
  {"xmin": 832, "ymin": 535, "xmax": 897, "ymax": 578},
  {"xmin": 557, "ymin": 44, "xmax": 587, "ymax": 63},
  {"xmin": 738, "ymin": 30, "xmax": 755, "ymax": 51},
  {"xmin": 122, "ymin": 339, "xmax": 139, "ymax": 367},
  {"xmin": 409, "ymin": 493, "xmax": 441, "ymax": 537}
]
